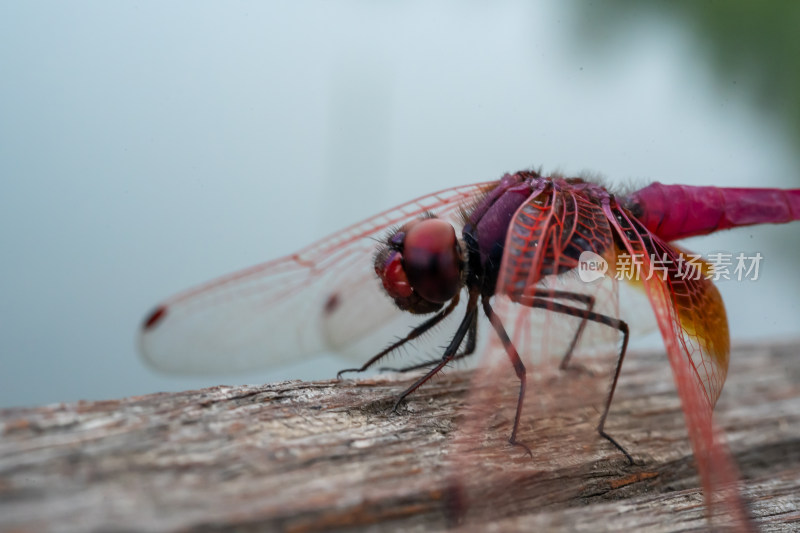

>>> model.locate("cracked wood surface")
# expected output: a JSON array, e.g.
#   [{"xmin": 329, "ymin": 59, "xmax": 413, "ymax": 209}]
[{"xmin": 1, "ymin": 342, "xmax": 799, "ymax": 532}]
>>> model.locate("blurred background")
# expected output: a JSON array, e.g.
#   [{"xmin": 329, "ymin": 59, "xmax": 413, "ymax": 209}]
[{"xmin": 1, "ymin": 1, "xmax": 799, "ymax": 408}]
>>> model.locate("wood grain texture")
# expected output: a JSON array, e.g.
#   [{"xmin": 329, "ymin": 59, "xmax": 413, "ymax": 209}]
[{"xmin": 1, "ymin": 342, "xmax": 799, "ymax": 532}]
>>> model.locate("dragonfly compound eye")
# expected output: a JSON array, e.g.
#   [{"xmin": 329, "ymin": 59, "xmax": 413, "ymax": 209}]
[
  {"xmin": 403, "ymin": 218, "xmax": 463, "ymax": 304},
  {"xmin": 378, "ymin": 251, "xmax": 413, "ymax": 299},
  {"xmin": 374, "ymin": 246, "xmax": 444, "ymax": 314},
  {"xmin": 373, "ymin": 218, "xmax": 463, "ymax": 314}
]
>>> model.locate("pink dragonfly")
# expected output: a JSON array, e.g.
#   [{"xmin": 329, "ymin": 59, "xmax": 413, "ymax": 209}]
[{"xmin": 140, "ymin": 170, "xmax": 799, "ymax": 528}]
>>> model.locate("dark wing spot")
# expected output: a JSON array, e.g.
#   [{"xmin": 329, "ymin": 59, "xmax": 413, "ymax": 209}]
[
  {"xmin": 324, "ymin": 293, "xmax": 341, "ymax": 315},
  {"xmin": 143, "ymin": 306, "xmax": 167, "ymax": 330}
]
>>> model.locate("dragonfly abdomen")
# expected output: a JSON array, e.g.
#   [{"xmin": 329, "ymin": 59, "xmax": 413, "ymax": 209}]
[{"xmin": 625, "ymin": 182, "xmax": 800, "ymax": 241}]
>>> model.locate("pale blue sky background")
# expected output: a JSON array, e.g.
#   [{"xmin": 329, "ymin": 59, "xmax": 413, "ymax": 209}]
[{"xmin": 1, "ymin": 2, "xmax": 798, "ymax": 408}]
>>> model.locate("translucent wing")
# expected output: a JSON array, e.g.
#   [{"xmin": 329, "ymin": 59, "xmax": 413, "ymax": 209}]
[
  {"xmin": 444, "ymin": 184, "xmax": 631, "ymax": 518},
  {"xmin": 607, "ymin": 205, "xmax": 748, "ymax": 525},
  {"xmin": 495, "ymin": 184, "xmax": 622, "ymax": 362},
  {"xmin": 139, "ymin": 181, "xmax": 494, "ymax": 375},
  {"xmin": 450, "ymin": 185, "xmax": 629, "ymax": 455},
  {"xmin": 607, "ymin": 206, "xmax": 730, "ymax": 407}
]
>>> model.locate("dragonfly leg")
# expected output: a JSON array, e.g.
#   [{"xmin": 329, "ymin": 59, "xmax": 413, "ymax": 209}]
[
  {"xmin": 391, "ymin": 290, "xmax": 479, "ymax": 413},
  {"xmin": 597, "ymin": 322, "xmax": 632, "ymax": 465},
  {"xmin": 379, "ymin": 314, "xmax": 477, "ymax": 373},
  {"xmin": 337, "ymin": 291, "xmax": 461, "ymax": 378},
  {"xmin": 515, "ymin": 295, "xmax": 632, "ymax": 464},
  {"xmin": 481, "ymin": 297, "xmax": 533, "ymax": 457},
  {"xmin": 528, "ymin": 289, "xmax": 595, "ymax": 370}
]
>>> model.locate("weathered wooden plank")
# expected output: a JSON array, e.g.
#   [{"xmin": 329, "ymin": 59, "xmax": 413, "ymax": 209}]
[{"xmin": 1, "ymin": 342, "xmax": 799, "ymax": 532}]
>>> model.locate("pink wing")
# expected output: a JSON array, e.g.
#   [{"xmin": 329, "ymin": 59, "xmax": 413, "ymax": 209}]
[
  {"xmin": 494, "ymin": 184, "xmax": 622, "ymax": 363},
  {"xmin": 448, "ymin": 186, "xmax": 747, "ymax": 527},
  {"xmin": 139, "ymin": 182, "xmax": 493, "ymax": 375},
  {"xmin": 444, "ymin": 185, "xmax": 631, "ymax": 518},
  {"xmin": 607, "ymin": 205, "xmax": 749, "ymax": 526},
  {"xmin": 605, "ymin": 206, "xmax": 730, "ymax": 407}
]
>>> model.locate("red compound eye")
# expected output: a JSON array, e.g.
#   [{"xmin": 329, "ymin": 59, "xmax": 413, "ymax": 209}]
[
  {"xmin": 379, "ymin": 251, "xmax": 413, "ymax": 299},
  {"xmin": 402, "ymin": 218, "xmax": 462, "ymax": 303}
]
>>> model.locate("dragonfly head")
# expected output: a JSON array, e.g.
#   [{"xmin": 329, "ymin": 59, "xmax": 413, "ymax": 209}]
[{"xmin": 374, "ymin": 216, "xmax": 465, "ymax": 314}]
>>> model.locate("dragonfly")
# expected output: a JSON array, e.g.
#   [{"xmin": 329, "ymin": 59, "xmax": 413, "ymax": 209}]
[{"xmin": 140, "ymin": 170, "xmax": 799, "ymax": 528}]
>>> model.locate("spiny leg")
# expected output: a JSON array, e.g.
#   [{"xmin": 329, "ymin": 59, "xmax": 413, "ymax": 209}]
[
  {"xmin": 380, "ymin": 313, "xmax": 477, "ymax": 373},
  {"xmin": 336, "ymin": 292, "xmax": 461, "ymax": 378},
  {"xmin": 391, "ymin": 290, "xmax": 479, "ymax": 412},
  {"xmin": 481, "ymin": 297, "xmax": 532, "ymax": 456},
  {"xmin": 515, "ymin": 295, "xmax": 632, "ymax": 464}
]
